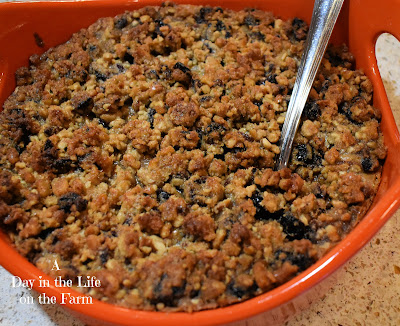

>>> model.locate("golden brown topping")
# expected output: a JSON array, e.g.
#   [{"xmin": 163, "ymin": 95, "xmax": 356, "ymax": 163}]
[
  {"xmin": 183, "ymin": 212, "xmax": 216, "ymax": 241},
  {"xmin": 169, "ymin": 102, "xmax": 200, "ymax": 127},
  {"xmin": 0, "ymin": 3, "xmax": 385, "ymax": 313}
]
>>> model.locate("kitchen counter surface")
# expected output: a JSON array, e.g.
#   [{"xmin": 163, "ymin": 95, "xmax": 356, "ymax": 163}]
[{"xmin": 0, "ymin": 3, "xmax": 399, "ymax": 325}]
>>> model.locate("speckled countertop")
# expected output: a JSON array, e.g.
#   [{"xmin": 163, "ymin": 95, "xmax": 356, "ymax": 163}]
[{"xmin": 0, "ymin": 3, "xmax": 399, "ymax": 325}]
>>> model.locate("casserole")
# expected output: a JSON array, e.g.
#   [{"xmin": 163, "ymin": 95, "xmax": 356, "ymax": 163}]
[{"xmin": 0, "ymin": 0, "xmax": 399, "ymax": 325}]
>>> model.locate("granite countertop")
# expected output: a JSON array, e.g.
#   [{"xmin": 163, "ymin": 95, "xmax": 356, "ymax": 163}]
[{"xmin": 0, "ymin": 3, "xmax": 399, "ymax": 325}]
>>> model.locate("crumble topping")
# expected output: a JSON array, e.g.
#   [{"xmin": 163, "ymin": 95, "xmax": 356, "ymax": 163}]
[{"xmin": 0, "ymin": 2, "xmax": 385, "ymax": 312}]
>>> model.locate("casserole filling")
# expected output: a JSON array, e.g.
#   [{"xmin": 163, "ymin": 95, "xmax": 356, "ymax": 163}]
[{"xmin": 0, "ymin": 3, "xmax": 386, "ymax": 311}]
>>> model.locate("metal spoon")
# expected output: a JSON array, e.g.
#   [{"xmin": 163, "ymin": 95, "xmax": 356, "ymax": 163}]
[{"xmin": 277, "ymin": 0, "xmax": 345, "ymax": 170}]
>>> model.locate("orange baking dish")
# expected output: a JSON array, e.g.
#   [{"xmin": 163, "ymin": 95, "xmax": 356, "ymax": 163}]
[{"xmin": 1, "ymin": 0, "xmax": 400, "ymax": 325}]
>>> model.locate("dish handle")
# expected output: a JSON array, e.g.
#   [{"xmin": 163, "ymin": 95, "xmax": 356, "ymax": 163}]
[
  {"xmin": 348, "ymin": 0, "xmax": 400, "ymax": 207},
  {"xmin": 349, "ymin": 0, "xmax": 400, "ymax": 65}
]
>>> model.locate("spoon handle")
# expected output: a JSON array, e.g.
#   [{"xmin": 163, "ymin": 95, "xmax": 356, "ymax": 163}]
[{"xmin": 277, "ymin": 0, "xmax": 345, "ymax": 170}]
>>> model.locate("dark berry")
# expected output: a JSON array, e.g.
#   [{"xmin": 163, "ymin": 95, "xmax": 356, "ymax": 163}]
[
  {"xmin": 251, "ymin": 192, "xmax": 285, "ymax": 221},
  {"xmin": 152, "ymin": 275, "xmax": 186, "ymax": 307},
  {"xmin": 310, "ymin": 149, "xmax": 323, "ymax": 166},
  {"xmin": 199, "ymin": 95, "xmax": 213, "ymax": 103},
  {"xmin": 227, "ymin": 282, "xmax": 246, "ymax": 298},
  {"xmin": 53, "ymin": 158, "xmax": 74, "ymax": 174},
  {"xmin": 275, "ymin": 250, "xmax": 314, "ymax": 272},
  {"xmin": 37, "ymin": 227, "xmax": 56, "ymax": 240},
  {"xmin": 116, "ymin": 63, "xmax": 125, "ymax": 72},
  {"xmin": 205, "ymin": 122, "xmax": 226, "ymax": 134},
  {"xmin": 265, "ymin": 73, "xmax": 277, "ymax": 84},
  {"xmin": 195, "ymin": 7, "xmax": 213, "ymax": 24},
  {"xmin": 115, "ymin": 17, "xmax": 128, "ymax": 29},
  {"xmin": 277, "ymin": 213, "xmax": 312, "ymax": 241},
  {"xmin": 98, "ymin": 118, "xmax": 110, "ymax": 129},
  {"xmin": 295, "ymin": 144, "xmax": 308, "ymax": 162},
  {"xmin": 58, "ymin": 192, "xmax": 88, "ymax": 213},
  {"xmin": 252, "ymin": 99, "xmax": 263, "ymax": 108},
  {"xmin": 244, "ymin": 15, "xmax": 258, "ymax": 27},
  {"xmin": 338, "ymin": 102, "xmax": 359, "ymax": 125},
  {"xmin": 153, "ymin": 19, "xmax": 167, "ymax": 38},
  {"xmin": 303, "ymin": 101, "xmax": 320, "ymax": 120},
  {"xmin": 329, "ymin": 54, "xmax": 344, "ymax": 66},
  {"xmin": 215, "ymin": 20, "xmax": 226, "ymax": 31},
  {"xmin": 292, "ymin": 17, "xmax": 306, "ymax": 30},
  {"xmin": 44, "ymin": 139, "xmax": 54, "ymax": 151},
  {"xmin": 94, "ymin": 71, "xmax": 107, "ymax": 81},
  {"xmin": 148, "ymin": 108, "xmax": 156, "ymax": 129},
  {"xmin": 99, "ymin": 250, "xmax": 109, "ymax": 264},
  {"xmin": 291, "ymin": 17, "xmax": 307, "ymax": 41},
  {"xmin": 123, "ymin": 52, "xmax": 135, "ymax": 64},
  {"xmin": 157, "ymin": 190, "xmax": 171, "ymax": 202},
  {"xmin": 146, "ymin": 69, "xmax": 159, "ymax": 80},
  {"xmin": 250, "ymin": 31, "xmax": 265, "ymax": 41},
  {"xmin": 173, "ymin": 62, "xmax": 191, "ymax": 74},
  {"xmin": 75, "ymin": 97, "xmax": 93, "ymax": 112},
  {"xmin": 361, "ymin": 157, "xmax": 373, "ymax": 172},
  {"xmin": 223, "ymin": 144, "xmax": 246, "ymax": 154}
]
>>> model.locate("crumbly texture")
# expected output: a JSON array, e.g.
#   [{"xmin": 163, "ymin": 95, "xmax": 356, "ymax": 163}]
[{"xmin": 0, "ymin": 3, "xmax": 386, "ymax": 312}]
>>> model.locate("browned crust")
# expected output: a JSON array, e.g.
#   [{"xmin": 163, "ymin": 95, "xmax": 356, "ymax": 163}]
[{"xmin": 0, "ymin": 2, "xmax": 386, "ymax": 312}]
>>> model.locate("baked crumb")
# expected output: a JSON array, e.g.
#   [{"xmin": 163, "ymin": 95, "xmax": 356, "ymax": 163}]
[{"xmin": 0, "ymin": 2, "xmax": 385, "ymax": 312}]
